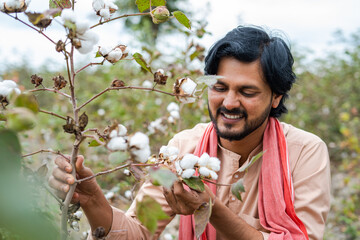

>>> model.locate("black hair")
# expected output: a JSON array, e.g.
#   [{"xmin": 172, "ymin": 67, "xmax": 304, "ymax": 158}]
[{"xmin": 204, "ymin": 25, "xmax": 296, "ymax": 118}]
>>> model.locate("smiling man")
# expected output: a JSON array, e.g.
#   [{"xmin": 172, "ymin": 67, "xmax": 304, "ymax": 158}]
[{"xmin": 50, "ymin": 26, "xmax": 331, "ymax": 240}]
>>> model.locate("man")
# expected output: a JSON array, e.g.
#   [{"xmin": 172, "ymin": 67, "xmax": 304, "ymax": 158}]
[{"xmin": 49, "ymin": 26, "xmax": 331, "ymax": 239}]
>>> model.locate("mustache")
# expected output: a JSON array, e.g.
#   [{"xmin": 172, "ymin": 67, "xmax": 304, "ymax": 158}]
[{"xmin": 216, "ymin": 106, "xmax": 248, "ymax": 118}]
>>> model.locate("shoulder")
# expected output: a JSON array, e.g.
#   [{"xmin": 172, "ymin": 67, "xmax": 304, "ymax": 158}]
[
  {"xmin": 281, "ymin": 122, "xmax": 329, "ymax": 172},
  {"xmin": 281, "ymin": 122, "xmax": 325, "ymax": 147},
  {"xmin": 167, "ymin": 123, "xmax": 209, "ymax": 156}
]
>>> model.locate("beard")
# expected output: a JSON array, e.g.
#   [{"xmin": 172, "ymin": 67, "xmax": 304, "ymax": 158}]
[{"xmin": 208, "ymin": 102, "xmax": 272, "ymax": 141}]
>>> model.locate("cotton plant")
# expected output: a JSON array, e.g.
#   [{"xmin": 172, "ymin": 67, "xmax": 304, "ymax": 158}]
[{"xmin": 0, "ymin": 0, "xmax": 197, "ymax": 239}]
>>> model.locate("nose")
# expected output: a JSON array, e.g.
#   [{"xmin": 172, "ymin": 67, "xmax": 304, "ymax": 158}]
[{"xmin": 222, "ymin": 90, "xmax": 240, "ymax": 110}]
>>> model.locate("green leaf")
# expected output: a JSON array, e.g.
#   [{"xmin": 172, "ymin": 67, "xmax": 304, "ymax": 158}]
[
  {"xmin": 6, "ymin": 108, "xmax": 36, "ymax": 132},
  {"xmin": 182, "ymin": 177, "xmax": 205, "ymax": 192},
  {"xmin": 231, "ymin": 178, "xmax": 245, "ymax": 201},
  {"xmin": 136, "ymin": 195, "xmax": 170, "ymax": 234},
  {"xmin": 88, "ymin": 138, "xmax": 104, "ymax": 147},
  {"xmin": 194, "ymin": 199, "xmax": 212, "ymax": 239},
  {"xmin": 238, "ymin": 151, "xmax": 264, "ymax": 173},
  {"xmin": 149, "ymin": 168, "xmax": 178, "ymax": 189},
  {"xmin": 0, "ymin": 129, "xmax": 22, "ymax": 169},
  {"xmin": 133, "ymin": 52, "xmax": 153, "ymax": 73},
  {"xmin": 95, "ymin": 51, "xmax": 102, "ymax": 58},
  {"xmin": 14, "ymin": 93, "xmax": 39, "ymax": 113},
  {"xmin": 190, "ymin": 50, "xmax": 200, "ymax": 61},
  {"xmin": 135, "ymin": 0, "xmax": 166, "ymax": 13},
  {"xmin": 173, "ymin": 11, "xmax": 191, "ymax": 30}
]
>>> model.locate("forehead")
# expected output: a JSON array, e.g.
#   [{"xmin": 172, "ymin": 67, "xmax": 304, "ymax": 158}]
[{"xmin": 216, "ymin": 57, "xmax": 266, "ymax": 86}]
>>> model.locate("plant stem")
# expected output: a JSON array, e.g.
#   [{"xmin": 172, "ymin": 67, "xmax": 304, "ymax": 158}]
[
  {"xmin": 76, "ymin": 162, "xmax": 158, "ymax": 183},
  {"xmin": 202, "ymin": 178, "xmax": 232, "ymax": 187},
  {"xmin": 76, "ymin": 86, "xmax": 185, "ymax": 111},
  {"xmin": 29, "ymin": 88, "xmax": 72, "ymax": 99},
  {"xmin": 39, "ymin": 109, "xmax": 67, "ymax": 120},
  {"xmin": 90, "ymin": 12, "xmax": 150, "ymax": 29},
  {"xmin": 75, "ymin": 61, "xmax": 104, "ymax": 75},
  {"xmin": 22, "ymin": 149, "xmax": 70, "ymax": 160},
  {"xmin": 6, "ymin": 13, "xmax": 56, "ymax": 45}
]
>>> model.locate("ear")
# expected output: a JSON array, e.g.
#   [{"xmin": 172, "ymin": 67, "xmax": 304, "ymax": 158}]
[{"xmin": 271, "ymin": 94, "xmax": 283, "ymax": 108}]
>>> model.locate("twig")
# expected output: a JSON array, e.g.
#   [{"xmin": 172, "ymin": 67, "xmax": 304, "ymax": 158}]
[
  {"xmin": 83, "ymin": 134, "xmax": 105, "ymax": 146},
  {"xmin": 202, "ymin": 178, "xmax": 232, "ymax": 187},
  {"xmin": 39, "ymin": 109, "xmax": 67, "ymax": 121},
  {"xmin": 5, "ymin": 13, "xmax": 56, "ymax": 45},
  {"xmin": 29, "ymin": 88, "xmax": 71, "ymax": 99},
  {"xmin": 90, "ymin": 12, "xmax": 150, "ymax": 29},
  {"xmin": 75, "ymin": 61, "xmax": 105, "ymax": 75},
  {"xmin": 22, "ymin": 149, "xmax": 70, "ymax": 162},
  {"xmin": 77, "ymin": 86, "xmax": 186, "ymax": 111},
  {"xmin": 76, "ymin": 162, "xmax": 159, "ymax": 183}
]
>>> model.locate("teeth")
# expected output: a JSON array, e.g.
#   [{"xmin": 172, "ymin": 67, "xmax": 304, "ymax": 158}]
[{"xmin": 223, "ymin": 113, "xmax": 241, "ymax": 119}]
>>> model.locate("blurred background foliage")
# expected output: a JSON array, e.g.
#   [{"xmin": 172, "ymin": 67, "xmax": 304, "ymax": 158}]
[{"xmin": 0, "ymin": 3, "xmax": 359, "ymax": 239}]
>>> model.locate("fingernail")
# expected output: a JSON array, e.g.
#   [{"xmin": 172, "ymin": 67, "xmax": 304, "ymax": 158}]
[
  {"xmin": 63, "ymin": 185, "xmax": 69, "ymax": 192},
  {"xmin": 65, "ymin": 166, "xmax": 71, "ymax": 172},
  {"xmin": 66, "ymin": 178, "xmax": 72, "ymax": 184}
]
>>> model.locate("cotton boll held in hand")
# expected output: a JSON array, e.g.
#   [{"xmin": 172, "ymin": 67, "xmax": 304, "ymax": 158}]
[{"xmin": 179, "ymin": 154, "xmax": 199, "ymax": 170}]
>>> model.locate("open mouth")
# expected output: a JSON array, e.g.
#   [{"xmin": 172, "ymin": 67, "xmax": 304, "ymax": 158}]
[{"xmin": 222, "ymin": 113, "xmax": 244, "ymax": 120}]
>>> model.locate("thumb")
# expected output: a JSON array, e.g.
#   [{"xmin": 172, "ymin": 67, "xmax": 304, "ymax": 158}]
[{"xmin": 75, "ymin": 155, "xmax": 93, "ymax": 178}]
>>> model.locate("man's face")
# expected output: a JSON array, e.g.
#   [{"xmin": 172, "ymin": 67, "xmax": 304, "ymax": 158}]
[{"xmin": 208, "ymin": 57, "xmax": 281, "ymax": 141}]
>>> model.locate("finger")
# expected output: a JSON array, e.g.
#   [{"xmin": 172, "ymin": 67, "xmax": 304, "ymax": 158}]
[
  {"xmin": 48, "ymin": 175, "xmax": 70, "ymax": 193},
  {"xmin": 163, "ymin": 187, "xmax": 179, "ymax": 213},
  {"xmin": 75, "ymin": 155, "xmax": 94, "ymax": 178},
  {"xmin": 52, "ymin": 166, "xmax": 75, "ymax": 184},
  {"xmin": 55, "ymin": 155, "xmax": 72, "ymax": 173}
]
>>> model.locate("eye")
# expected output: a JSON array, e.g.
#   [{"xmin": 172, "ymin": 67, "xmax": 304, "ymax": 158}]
[
  {"xmin": 211, "ymin": 84, "xmax": 227, "ymax": 92},
  {"xmin": 241, "ymin": 91, "xmax": 257, "ymax": 97}
]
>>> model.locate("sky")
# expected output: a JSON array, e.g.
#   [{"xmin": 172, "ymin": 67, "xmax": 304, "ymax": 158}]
[{"xmin": 0, "ymin": 0, "xmax": 359, "ymax": 71}]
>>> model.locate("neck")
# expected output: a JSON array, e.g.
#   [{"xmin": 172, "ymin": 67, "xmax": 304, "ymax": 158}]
[{"xmin": 219, "ymin": 118, "xmax": 269, "ymax": 164}]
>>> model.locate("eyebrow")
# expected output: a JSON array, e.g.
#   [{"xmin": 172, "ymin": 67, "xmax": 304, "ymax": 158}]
[{"xmin": 215, "ymin": 80, "xmax": 260, "ymax": 91}]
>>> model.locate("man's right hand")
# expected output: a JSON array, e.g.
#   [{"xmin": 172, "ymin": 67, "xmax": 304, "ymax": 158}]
[{"xmin": 48, "ymin": 155, "xmax": 102, "ymax": 207}]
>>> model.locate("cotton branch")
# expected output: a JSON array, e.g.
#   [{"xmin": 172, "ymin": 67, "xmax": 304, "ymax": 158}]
[
  {"xmin": 5, "ymin": 13, "xmax": 56, "ymax": 45},
  {"xmin": 76, "ymin": 86, "xmax": 187, "ymax": 111},
  {"xmin": 29, "ymin": 88, "xmax": 72, "ymax": 99},
  {"xmin": 39, "ymin": 109, "xmax": 67, "ymax": 121},
  {"xmin": 90, "ymin": 12, "xmax": 150, "ymax": 29},
  {"xmin": 22, "ymin": 149, "xmax": 70, "ymax": 161},
  {"xmin": 75, "ymin": 60, "xmax": 105, "ymax": 75},
  {"xmin": 76, "ymin": 162, "xmax": 159, "ymax": 183},
  {"xmin": 83, "ymin": 134, "xmax": 106, "ymax": 146}
]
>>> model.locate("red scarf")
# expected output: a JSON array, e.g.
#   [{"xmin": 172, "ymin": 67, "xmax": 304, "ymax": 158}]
[{"xmin": 178, "ymin": 117, "xmax": 308, "ymax": 240}]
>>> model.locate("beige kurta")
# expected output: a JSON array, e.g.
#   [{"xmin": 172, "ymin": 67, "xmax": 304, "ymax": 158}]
[{"xmin": 90, "ymin": 122, "xmax": 331, "ymax": 240}]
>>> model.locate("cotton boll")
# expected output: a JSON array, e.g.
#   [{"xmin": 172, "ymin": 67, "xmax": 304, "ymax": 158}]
[
  {"xmin": 164, "ymin": 233, "xmax": 173, "ymax": 240},
  {"xmin": 107, "ymin": 48, "xmax": 123, "ymax": 62},
  {"xmin": 180, "ymin": 77, "xmax": 197, "ymax": 95},
  {"xmin": 131, "ymin": 146, "xmax": 151, "ymax": 163},
  {"xmin": 105, "ymin": 191, "xmax": 114, "ymax": 199},
  {"xmin": 123, "ymin": 169, "xmax": 130, "ymax": 176},
  {"xmin": 167, "ymin": 146, "xmax": 179, "ymax": 157},
  {"xmin": 167, "ymin": 102, "xmax": 179, "ymax": 112},
  {"xmin": 109, "ymin": 129, "xmax": 118, "ymax": 138},
  {"xmin": 117, "ymin": 124, "xmax": 127, "ymax": 136},
  {"xmin": 209, "ymin": 170, "xmax": 218, "ymax": 180},
  {"xmin": 105, "ymin": 0, "xmax": 118, "ymax": 11},
  {"xmin": 167, "ymin": 116, "xmax": 175, "ymax": 123},
  {"xmin": 92, "ymin": 0, "xmax": 105, "ymax": 12},
  {"xmin": 175, "ymin": 161, "xmax": 182, "ymax": 175},
  {"xmin": 76, "ymin": 21, "xmax": 90, "ymax": 35},
  {"xmin": 208, "ymin": 157, "xmax": 221, "ymax": 171},
  {"xmin": 1, "ymin": 80, "xmax": 18, "ymax": 88},
  {"xmin": 97, "ymin": 108, "xmax": 105, "ymax": 116},
  {"xmin": 74, "ymin": 211, "xmax": 83, "ymax": 219},
  {"xmin": 124, "ymin": 190, "xmax": 132, "ymax": 199},
  {"xmin": 129, "ymin": 132, "xmax": 149, "ymax": 149},
  {"xmin": 142, "ymin": 80, "xmax": 153, "ymax": 88},
  {"xmin": 199, "ymin": 166, "xmax": 210, "ymax": 178},
  {"xmin": 198, "ymin": 152, "xmax": 210, "ymax": 167},
  {"xmin": 61, "ymin": 9, "xmax": 76, "ymax": 23},
  {"xmin": 181, "ymin": 168, "xmax": 195, "ymax": 179},
  {"xmin": 99, "ymin": 8, "xmax": 110, "ymax": 20},
  {"xmin": 99, "ymin": 45, "xmax": 111, "ymax": 56},
  {"xmin": 178, "ymin": 96, "xmax": 196, "ymax": 104},
  {"xmin": 107, "ymin": 137, "xmax": 127, "ymax": 151},
  {"xmin": 169, "ymin": 110, "xmax": 180, "ymax": 119},
  {"xmin": 180, "ymin": 154, "xmax": 199, "ymax": 170}
]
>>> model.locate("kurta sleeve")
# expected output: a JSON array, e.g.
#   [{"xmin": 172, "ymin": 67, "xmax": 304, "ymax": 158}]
[{"xmin": 291, "ymin": 140, "xmax": 331, "ymax": 240}]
